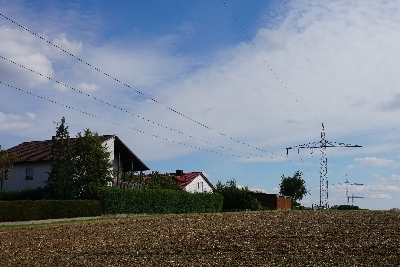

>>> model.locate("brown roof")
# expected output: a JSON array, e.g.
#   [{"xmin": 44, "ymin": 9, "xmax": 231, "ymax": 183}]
[{"xmin": 8, "ymin": 135, "xmax": 115, "ymax": 162}]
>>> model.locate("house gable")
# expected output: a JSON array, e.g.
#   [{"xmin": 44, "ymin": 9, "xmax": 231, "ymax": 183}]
[
  {"xmin": 4, "ymin": 135, "xmax": 149, "ymax": 191},
  {"xmin": 170, "ymin": 171, "xmax": 214, "ymax": 193},
  {"xmin": 142, "ymin": 171, "xmax": 214, "ymax": 193}
]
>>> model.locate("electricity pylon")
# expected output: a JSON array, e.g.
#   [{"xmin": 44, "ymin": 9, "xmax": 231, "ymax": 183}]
[
  {"xmin": 286, "ymin": 123, "xmax": 362, "ymax": 208},
  {"xmin": 338, "ymin": 174, "xmax": 363, "ymax": 204}
]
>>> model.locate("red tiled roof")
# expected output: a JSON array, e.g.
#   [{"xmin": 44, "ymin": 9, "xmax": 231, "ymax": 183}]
[
  {"xmin": 7, "ymin": 135, "xmax": 115, "ymax": 162},
  {"xmin": 143, "ymin": 171, "xmax": 214, "ymax": 190}
]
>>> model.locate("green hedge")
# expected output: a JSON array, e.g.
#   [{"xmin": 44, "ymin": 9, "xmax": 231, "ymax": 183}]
[
  {"xmin": 0, "ymin": 200, "xmax": 102, "ymax": 222},
  {"xmin": 97, "ymin": 187, "xmax": 223, "ymax": 214},
  {"xmin": 0, "ymin": 187, "xmax": 49, "ymax": 201}
]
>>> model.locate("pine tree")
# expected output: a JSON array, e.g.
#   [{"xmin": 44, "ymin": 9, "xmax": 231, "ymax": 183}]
[{"xmin": 46, "ymin": 117, "xmax": 76, "ymax": 199}]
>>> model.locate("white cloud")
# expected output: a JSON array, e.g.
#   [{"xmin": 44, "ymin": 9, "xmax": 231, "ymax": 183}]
[
  {"xmin": 368, "ymin": 193, "xmax": 392, "ymax": 200},
  {"xmin": 76, "ymin": 82, "xmax": 99, "ymax": 92},
  {"xmin": 374, "ymin": 174, "xmax": 400, "ymax": 182},
  {"xmin": 52, "ymin": 33, "xmax": 82, "ymax": 56},
  {"xmin": 391, "ymin": 174, "xmax": 400, "ymax": 181},
  {"xmin": 53, "ymin": 82, "xmax": 68, "ymax": 92},
  {"xmin": 355, "ymin": 157, "xmax": 397, "ymax": 167},
  {"xmin": 0, "ymin": 112, "xmax": 35, "ymax": 130},
  {"xmin": 25, "ymin": 112, "xmax": 36, "ymax": 120},
  {"xmin": 360, "ymin": 184, "xmax": 400, "ymax": 193}
]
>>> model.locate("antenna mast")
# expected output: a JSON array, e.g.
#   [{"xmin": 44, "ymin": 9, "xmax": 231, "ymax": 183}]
[{"xmin": 286, "ymin": 123, "xmax": 362, "ymax": 208}]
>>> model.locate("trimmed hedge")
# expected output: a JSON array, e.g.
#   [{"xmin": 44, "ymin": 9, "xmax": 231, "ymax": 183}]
[
  {"xmin": 97, "ymin": 187, "xmax": 223, "ymax": 214},
  {"xmin": 0, "ymin": 187, "xmax": 49, "ymax": 201},
  {"xmin": 0, "ymin": 200, "xmax": 102, "ymax": 222}
]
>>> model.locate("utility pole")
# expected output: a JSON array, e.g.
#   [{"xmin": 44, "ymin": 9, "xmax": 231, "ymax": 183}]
[
  {"xmin": 343, "ymin": 174, "xmax": 363, "ymax": 204},
  {"xmin": 347, "ymin": 193, "xmax": 364, "ymax": 206},
  {"xmin": 338, "ymin": 174, "xmax": 363, "ymax": 204},
  {"xmin": 286, "ymin": 123, "xmax": 361, "ymax": 208}
]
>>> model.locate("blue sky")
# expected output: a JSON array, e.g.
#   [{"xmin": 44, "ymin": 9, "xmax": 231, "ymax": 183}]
[{"xmin": 1, "ymin": 0, "xmax": 400, "ymax": 210}]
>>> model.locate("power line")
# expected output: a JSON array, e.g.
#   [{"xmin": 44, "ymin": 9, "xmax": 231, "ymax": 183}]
[
  {"xmin": 0, "ymin": 13, "xmax": 272, "ymax": 155},
  {"xmin": 0, "ymin": 55, "xmax": 265, "ymax": 159},
  {"xmin": 0, "ymin": 81, "xmax": 284, "ymax": 160},
  {"xmin": 0, "ymin": 81, "xmax": 253, "ymax": 158}
]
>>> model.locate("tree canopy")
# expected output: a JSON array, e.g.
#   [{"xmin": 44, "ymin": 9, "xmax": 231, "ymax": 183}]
[
  {"xmin": 46, "ymin": 117, "xmax": 76, "ymax": 199},
  {"xmin": 214, "ymin": 179, "xmax": 260, "ymax": 211},
  {"xmin": 74, "ymin": 129, "xmax": 113, "ymax": 197},
  {"xmin": 279, "ymin": 171, "xmax": 308, "ymax": 206},
  {"xmin": 143, "ymin": 171, "xmax": 181, "ymax": 190},
  {"xmin": 46, "ymin": 118, "xmax": 113, "ymax": 199},
  {"xmin": 0, "ymin": 149, "xmax": 17, "ymax": 191}
]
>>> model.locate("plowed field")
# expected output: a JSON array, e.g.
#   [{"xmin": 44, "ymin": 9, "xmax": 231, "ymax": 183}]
[{"xmin": 1, "ymin": 211, "xmax": 399, "ymax": 266}]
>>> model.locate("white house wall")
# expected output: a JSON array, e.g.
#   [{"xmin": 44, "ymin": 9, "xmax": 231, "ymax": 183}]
[
  {"xmin": 184, "ymin": 175, "xmax": 213, "ymax": 193},
  {"xmin": 3, "ymin": 162, "xmax": 50, "ymax": 191},
  {"xmin": 103, "ymin": 137, "xmax": 115, "ymax": 171}
]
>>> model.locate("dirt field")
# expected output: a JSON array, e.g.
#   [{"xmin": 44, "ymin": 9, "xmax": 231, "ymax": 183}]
[{"xmin": 1, "ymin": 211, "xmax": 399, "ymax": 266}]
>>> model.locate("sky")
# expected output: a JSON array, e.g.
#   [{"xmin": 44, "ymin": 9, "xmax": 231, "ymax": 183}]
[{"xmin": 1, "ymin": 0, "xmax": 400, "ymax": 210}]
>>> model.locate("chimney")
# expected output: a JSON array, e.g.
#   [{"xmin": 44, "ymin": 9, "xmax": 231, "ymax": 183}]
[
  {"xmin": 176, "ymin": 170, "xmax": 183, "ymax": 176},
  {"xmin": 52, "ymin": 136, "xmax": 58, "ymax": 141}
]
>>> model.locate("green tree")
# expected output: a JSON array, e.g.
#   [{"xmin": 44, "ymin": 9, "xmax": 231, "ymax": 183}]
[
  {"xmin": 279, "ymin": 171, "xmax": 308, "ymax": 206},
  {"xmin": 143, "ymin": 171, "xmax": 181, "ymax": 190},
  {"xmin": 214, "ymin": 179, "xmax": 260, "ymax": 211},
  {"xmin": 0, "ymin": 149, "xmax": 17, "ymax": 191},
  {"xmin": 73, "ymin": 128, "xmax": 113, "ymax": 198},
  {"xmin": 46, "ymin": 117, "xmax": 76, "ymax": 199}
]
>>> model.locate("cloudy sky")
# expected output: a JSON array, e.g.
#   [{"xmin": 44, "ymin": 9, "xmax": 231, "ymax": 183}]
[{"xmin": 1, "ymin": 0, "xmax": 400, "ymax": 210}]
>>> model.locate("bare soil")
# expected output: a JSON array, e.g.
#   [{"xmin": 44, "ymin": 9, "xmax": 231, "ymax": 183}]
[{"xmin": 1, "ymin": 211, "xmax": 399, "ymax": 266}]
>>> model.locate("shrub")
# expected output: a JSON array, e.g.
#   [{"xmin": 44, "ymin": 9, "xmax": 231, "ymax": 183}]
[
  {"xmin": 214, "ymin": 179, "xmax": 261, "ymax": 211},
  {"xmin": 0, "ymin": 187, "xmax": 49, "ymax": 201},
  {"xmin": 0, "ymin": 200, "xmax": 102, "ymax": 222},
  {"xmin": 96, "ymin": 187, "xmax": 223, "ymax": 214}
]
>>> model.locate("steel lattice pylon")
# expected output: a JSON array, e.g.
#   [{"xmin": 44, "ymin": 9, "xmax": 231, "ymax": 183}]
[{"xmin": 286, "ymin": 123, "xmax": 362, "ymax": 208}]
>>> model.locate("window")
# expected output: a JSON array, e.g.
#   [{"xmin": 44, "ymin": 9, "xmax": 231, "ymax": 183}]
[{"xmin": 25, "ymin": 168, "xmax": 33, "ymax": 180}]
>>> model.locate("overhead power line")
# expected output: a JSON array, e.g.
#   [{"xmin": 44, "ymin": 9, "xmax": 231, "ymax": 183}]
[
  {"xmin": 0, "ymin": 81, "xmax": 252, "ymax": 158},
  {"xmin": 0, "ymin": 13, "xmax": 272, "ymax": 155},
  {"xmin": 0, "ymin": 55, "xmax": 265, "ymax": 159}
]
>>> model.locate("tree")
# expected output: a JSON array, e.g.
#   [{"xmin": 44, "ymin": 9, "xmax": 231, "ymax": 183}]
[
  {"xmin": 143, "ymin": 171, "xmax": 181, "ymax": 190},
  {"xmin": 279, "ymin": 171, "xmax": 308, "ymax": 206},
  {"xmin": 214, "ymin": 179, "xmax": 260, "ymax": 211},
  {"xmin": 46, "ymin": 117, "xmax": 76, "ymax": 199},
  {"xmin": 73, "ymin": 128, "xmax": 113, "ymax": 198},
  {"xmin": 0, "ymin": 149, "xmax": 17, "ymax": 191}
]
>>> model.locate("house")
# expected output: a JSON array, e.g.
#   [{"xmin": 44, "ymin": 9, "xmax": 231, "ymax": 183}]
[
  {"xmin": 249, "ymin": 192, "xmax": 292, "ymax": 210},
  {"xmin": 4, "ymin": 135, "xmax": 149, "ymax": 191},
  {"xmin": 143, "ymin": 170, "xmax": 214, "ymax": 193}
]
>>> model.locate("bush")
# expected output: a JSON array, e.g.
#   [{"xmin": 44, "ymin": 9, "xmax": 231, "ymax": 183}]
[
  {"xmin": 337, "ymin": 205, "xmax": 360, "ymax": 210},
  {"xmin": 96, "ymin": 187, "xmax": 223, "ymax": 214},
  {"xmin": 0, "ymin": 187, "xmax": 49, "ymax": 201},
  {"xmin": 0, "ymin": 200, "xmax": 102, "ymax": 222},
  {"xmin": 214, "ymin": 179, "xmax": 261, "ymax": 211}
]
